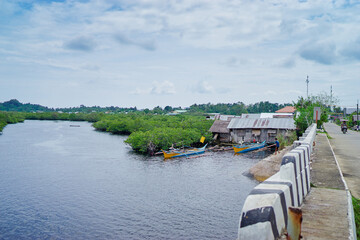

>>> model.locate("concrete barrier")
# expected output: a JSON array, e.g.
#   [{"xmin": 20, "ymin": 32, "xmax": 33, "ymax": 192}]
[{"xmin": 238, "ymin": 124, "xmax": 316, "ymax": 240}]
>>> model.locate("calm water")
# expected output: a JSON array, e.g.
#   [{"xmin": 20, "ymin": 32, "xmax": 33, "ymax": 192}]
[{"xmin": 0, "ymin": 120, "xmax": 268, "ymax": 239}]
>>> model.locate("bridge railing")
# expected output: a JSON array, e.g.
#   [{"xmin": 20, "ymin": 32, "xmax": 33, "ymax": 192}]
[{"xmin": 237, "ymin": 124, "xmax": 316, "ymax": 240}]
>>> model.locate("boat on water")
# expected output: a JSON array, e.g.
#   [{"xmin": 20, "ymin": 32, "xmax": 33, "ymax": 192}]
[
  {"xmin": 162, "ymin": 144, "xmax": 208, "ymax": 159},
  {"xmin": 233, "ymin": 141, "xmax": 266, "ymax": 153}
]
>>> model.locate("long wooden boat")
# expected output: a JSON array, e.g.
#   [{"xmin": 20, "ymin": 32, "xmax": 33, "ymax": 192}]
[
  {"xmin": 233, "ymin": 141, "xmax": 266, "ymax": 153},
  {"xmin": 162, "ymin": 144, "xmax": 208, "ymax": 159}
]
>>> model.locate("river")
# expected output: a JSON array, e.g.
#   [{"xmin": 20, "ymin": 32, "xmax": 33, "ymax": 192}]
[{"xmin": 0, "ymin": 120, "xmax": 269, "ymax": 239}]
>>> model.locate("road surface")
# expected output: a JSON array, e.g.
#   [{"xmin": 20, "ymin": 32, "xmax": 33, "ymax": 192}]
[{"xmin": 324, "ymin": 122, "xmax": 360, "ymax": 198}]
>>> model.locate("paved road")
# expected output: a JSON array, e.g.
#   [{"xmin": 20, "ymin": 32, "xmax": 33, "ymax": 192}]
[{"xmin": 324, "ymin": 122, "xmax": 360, "ymax": 198}]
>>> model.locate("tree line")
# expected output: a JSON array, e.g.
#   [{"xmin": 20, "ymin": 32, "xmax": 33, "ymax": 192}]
[{"xmin": 0, "ymin": 99, "xmax": 291, "ymax": 115}]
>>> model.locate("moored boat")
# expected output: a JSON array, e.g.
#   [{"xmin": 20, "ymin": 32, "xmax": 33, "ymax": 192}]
[
  {"xmin": 233, "ymin": 141, "xmax": 266, "ymax": 153},
  {"xmin": 162, "ymin": 144, "xmax": 207, "ymax": 159}
]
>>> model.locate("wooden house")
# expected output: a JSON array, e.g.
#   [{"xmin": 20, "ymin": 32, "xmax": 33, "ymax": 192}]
[{"xmin": 209, "ymin": 120, "xmax": 232, "ymax": 142}]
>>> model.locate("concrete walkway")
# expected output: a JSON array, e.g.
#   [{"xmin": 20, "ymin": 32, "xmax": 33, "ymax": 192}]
[
  {"xmin": 324, "ymin": 122, "xmax": 360, "ymax": 198},
  {"xmin": 301, "ymin": 134, "xmax": 350, "ymax": 239}
]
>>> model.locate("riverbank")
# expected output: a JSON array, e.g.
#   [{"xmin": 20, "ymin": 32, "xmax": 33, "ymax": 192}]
[
  {"xmin": 0, "ymin": 112, "xmax": 25, "ymax": 132},
  {"xmin": 248, "ymin": 145, "xmax": 292, "ymax": 182}
]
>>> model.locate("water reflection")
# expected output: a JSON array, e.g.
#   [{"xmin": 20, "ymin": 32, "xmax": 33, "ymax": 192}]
[{"xmin": 0, "ymin": 120, "xmax": 269, "ymax": 239}]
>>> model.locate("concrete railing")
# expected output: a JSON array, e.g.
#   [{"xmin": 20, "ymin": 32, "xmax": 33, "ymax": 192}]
[{"xmin": 237, "ymin": 124, "xmax": 316, "ymax": 240}]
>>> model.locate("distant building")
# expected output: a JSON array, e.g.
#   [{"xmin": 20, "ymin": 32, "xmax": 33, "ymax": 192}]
[
  {"xmin": 166, "ymin": 109, "xmax": 188, "ymax": 116},
  {"xmin": 174, "ymin": 110, "xmax": 187, "ymax": 114},
  {"xmin": 209, "ymin": 120, "xmax": 231, "ymax": 142},
  {"xmin": 344, "ymin": 107, "xmax": 357, "ymax": 115},
  {"xmin": 275, "ymin": 106, "xmax": 296, "ymax": 114},
  {"xmin": 214, "ymin": 115, "xmax": 237, "ymax": 121},
  {"xmin": 352, "ymin": 115, "xmax": 360, "ymax": 122},
  {"xmin": 227, "ymin": 118, "xmax": 296, "ymax": 143},
  {"xmin": 241, "ymin": 113, "xmax": 293, "ymax": 119},
  {"xmin": 206, "ymin": 113, "xmax": 220, "ymax": 120},
  {"xmin": 241, "ymin": 114, "xmax": 261, "ymax": 119}
]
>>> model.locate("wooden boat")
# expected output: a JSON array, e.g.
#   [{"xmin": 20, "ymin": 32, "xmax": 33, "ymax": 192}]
[
  {"xmin": 233, "ymin": 141, "xmax": 266, "ymax": 153},
  {"xmin": 162, "ymin": 144, "xmax": 207, "ymax": 159}
]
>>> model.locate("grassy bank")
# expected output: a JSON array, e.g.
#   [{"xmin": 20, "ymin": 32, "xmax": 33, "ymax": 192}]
[
  {"xmin": 353, "ymin": 195, "xmax": 360, "ymax": 239},
  {"xmin": 317, "ymin": 130, "xmax": 333, "ymax": 139}
]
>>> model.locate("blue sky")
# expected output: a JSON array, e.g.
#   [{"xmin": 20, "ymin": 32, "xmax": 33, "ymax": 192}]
[{"xmin": 1, "ymin": 0, "xmax": 359, "ymax": 108}]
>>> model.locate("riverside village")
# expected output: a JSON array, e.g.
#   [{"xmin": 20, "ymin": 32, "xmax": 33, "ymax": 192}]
[{"xmin": 0, "ymin": 98, "xmax": 359, "ymax": 239}]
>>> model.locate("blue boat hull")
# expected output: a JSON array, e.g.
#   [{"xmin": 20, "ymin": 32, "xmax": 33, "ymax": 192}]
[{"xmin": 234, "ymin": 141, "xmax": 266, "ymax": 153}]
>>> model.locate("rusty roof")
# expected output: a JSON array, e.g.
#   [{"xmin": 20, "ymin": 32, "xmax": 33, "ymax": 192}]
[
  {"xmin": 227, "ymin": 118, "xmax": 296, "ymax": 130},
  {"xmin": 275, "ymin": 106, "xmax": 296, "ymax": 113},
  {"xmin": 209, "ymin": 120, "xmax": 230, "ymax": 133}
]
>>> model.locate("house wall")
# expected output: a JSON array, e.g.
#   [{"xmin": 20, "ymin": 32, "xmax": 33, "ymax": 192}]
[
  {"xmin": 219, "ymin": 133, "xmax": 231, "ymax": 142},
  {"xmin": 230, "ymin": 129, "xmax": 294, "ymax": 143},
  {"xmin": 212, "ymin": 132, "xmax": 231, "ymax": 143}
]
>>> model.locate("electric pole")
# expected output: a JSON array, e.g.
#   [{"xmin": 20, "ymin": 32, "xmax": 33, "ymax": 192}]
[
  {"xmin": 357, "ymin": 99, "xmax": 359, "ymax": 131},
  {"xmin": 330, "ymin": 85, "xmax": 333, "ymax": 111},
  {"xmin": 306, "ymin": 76, "xmax": 309, "ymax": 98}
]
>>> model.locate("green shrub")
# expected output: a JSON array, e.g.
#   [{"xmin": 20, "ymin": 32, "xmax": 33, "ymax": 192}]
[{"xmin": 353, "ymin": 196, "xmax": 360, "ymax": 239}]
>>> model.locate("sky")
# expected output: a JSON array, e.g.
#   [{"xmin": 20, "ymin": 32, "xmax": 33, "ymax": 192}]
[{"xmin": 1, "ymin": 0, "xmax": 359, "ymax": 109}]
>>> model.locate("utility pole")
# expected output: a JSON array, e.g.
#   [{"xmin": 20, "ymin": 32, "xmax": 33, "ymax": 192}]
[
  {"xmin": 330, "ymin": 85, "xmax": 333, "ymax": 111},
  {"xmin": 357, "ymin": 99, "xmax": 359, "ymax": 131},
  {"xmin": 306, "ymin": 76, "xmax": 309, "ymax": 99}
]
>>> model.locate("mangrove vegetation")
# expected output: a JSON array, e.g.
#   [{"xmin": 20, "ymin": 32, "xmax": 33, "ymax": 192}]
[{"xmin": 93, "ymin": 114, "xmax": 213, "ymax": 154}]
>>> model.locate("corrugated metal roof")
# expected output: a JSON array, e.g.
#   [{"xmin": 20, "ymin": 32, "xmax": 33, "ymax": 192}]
[{"xmin": 227, "ymin": 118, "xmax": 296, "ymax": 130}]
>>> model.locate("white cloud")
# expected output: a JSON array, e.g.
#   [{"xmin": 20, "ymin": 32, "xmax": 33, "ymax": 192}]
[
  {"xmin": 151, "ymin": 81, "xmax": 176, "ymax": 95},
  {"xmin": 132, "ymin": 81, "xmax": 175, "ymax": 95},
  {"xmin": 1, "ymin": 0, "xmax": 360, "ymax": 107},
  {"xmin": 190, "ymin": 80, "xmax": 214, "ymax": 94}
]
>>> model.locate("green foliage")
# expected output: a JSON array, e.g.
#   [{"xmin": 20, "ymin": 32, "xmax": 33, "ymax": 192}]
[
  {"xmin": 93, "ymin": 114, "xmax": 213, "ymax": 153},
  {"xmin": 188, "ymin": 101, "xmax": 290, "ymax": 115},
  {"xmin": 294, "ymin": 94, "xmax": 331, "ymax": 135},
  {"xmin": 276, "ymin": 131, "xmax": 297, "ymax": 150},
  {"xmin": 0, "ymin": 99, "xmax": 53, "ymax": 112},
  {"xmin": 0, "ymin": 99, "xmax": 137, "ymax": 113},
  {"xmin": 353, "ymin": 195, "xmax": 360, "ymax": 239},
  {"xmin": 247, "ymin": 101, "xmax": 291, "ymax": 113},
  {"xmin": 0, "ymin": 111, "xmax": 26, "ymax": 131},
  {"xmin": 125, "ymin": 127, "xmax": 208, "ymax": 153},
  {"xmin": 24, "ymin": 112, "xmax": 104, "ymax": 122}
]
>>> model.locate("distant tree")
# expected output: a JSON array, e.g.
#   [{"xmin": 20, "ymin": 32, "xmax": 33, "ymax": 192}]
[
  {"xmin": 164, "ymin": 106, "xmax": 173, "ymax": 112},
  {"xmin": 294, "ymin": 93, "xmax": 332, "ymax": 134},
  {"xmin": 152, "ymin": 106, "xmax": 163, "ymax": 114}
]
